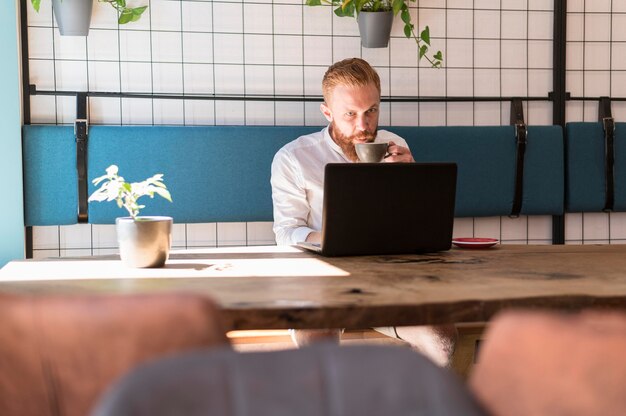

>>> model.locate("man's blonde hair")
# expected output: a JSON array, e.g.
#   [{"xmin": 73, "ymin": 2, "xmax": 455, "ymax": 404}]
[{"xmin": 322, "ymin": 58, "xmax": 381, "ymax": 103}]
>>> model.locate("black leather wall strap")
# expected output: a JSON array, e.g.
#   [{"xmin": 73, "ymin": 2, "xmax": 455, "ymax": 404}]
[
  {"xmin": 75, "ymin": 92, "xmax": 89, "ymax": 223},
  {"xmin": 510, "ymin": 98, "xmax": 527, "ymax": 218},
  {"xmin": 599, "ymin": 97, "xmax": 615, "ymax": 212}
]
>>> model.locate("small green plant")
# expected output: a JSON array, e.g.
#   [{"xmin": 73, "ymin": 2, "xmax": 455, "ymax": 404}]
[
  {"xmin": 31, "ymin": 0, "xmax": 148, "ymax": 25},
  {"xmin": 88, "ymin": 165, "xmax": 172, "ymax": 219},
  {"xmin": 305, "ymin": 0, "xmax": 442, "ymax": 67}
]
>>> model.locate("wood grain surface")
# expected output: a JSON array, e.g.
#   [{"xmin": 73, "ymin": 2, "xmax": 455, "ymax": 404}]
[{"xmin": 1, "ymin": 245, "xmax": 626, "ymax": 330}]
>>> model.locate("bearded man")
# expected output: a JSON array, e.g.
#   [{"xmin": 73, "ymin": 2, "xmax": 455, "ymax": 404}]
[{"xmin": 270, "ymin": 58, "xmax": 457, "ymax": 367}]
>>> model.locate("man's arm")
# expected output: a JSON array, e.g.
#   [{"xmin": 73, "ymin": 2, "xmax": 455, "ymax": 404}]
[
  {"xmin": 305, "ymin": 231, "xmax": 321, "ymax": 244},
  {"xmin": 270, "ymin": 151, "xmax": 316, "ymax": 245}
]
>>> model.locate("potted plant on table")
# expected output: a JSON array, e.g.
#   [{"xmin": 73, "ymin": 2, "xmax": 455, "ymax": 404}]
[
  {"xmin": 30, "ymin": 0, "xmax": 148, "ymax": 36},
  {"xmin": 305, "ymin": 0, "xmax": 442, "ymax": 67},
  {"xmin": 88, "ymin": 165, "xmax": 173, "ymax": 268}
]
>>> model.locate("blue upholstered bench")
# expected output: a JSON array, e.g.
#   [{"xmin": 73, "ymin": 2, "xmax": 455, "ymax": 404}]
[
  {"xmin": 22, "ymin": 125, "xmax": 564, "ymax": 226},
  {"xmin": 392, "ymin": 126, "xmax": 563, "ymax": 217},
  {"xmin": 565, "ymin": 122, "xmax": 626, "ymax": 212}
]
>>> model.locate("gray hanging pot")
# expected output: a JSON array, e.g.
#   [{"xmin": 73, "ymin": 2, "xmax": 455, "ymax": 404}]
[
  {"xmin": 52, "ymin": 0, "xmax": 94, "ymax": 36},
  {"xmin": 357, "ymin": 10, "xmax": 394, "ymax": 48}
]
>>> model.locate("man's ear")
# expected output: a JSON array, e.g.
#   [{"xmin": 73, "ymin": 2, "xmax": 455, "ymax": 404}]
[{"xmin": 320, "ymin": 103, "xmax": 333, "ymax": 122}]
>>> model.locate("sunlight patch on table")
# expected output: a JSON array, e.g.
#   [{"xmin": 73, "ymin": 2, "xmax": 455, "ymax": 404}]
[{"xmin": 0, "ymin": 257, "xmax": 349, "ymax": 282}]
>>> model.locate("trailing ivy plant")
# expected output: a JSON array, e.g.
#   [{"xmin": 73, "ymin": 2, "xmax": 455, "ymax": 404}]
[
  {"xmin": 305, "ymin": 0, "xmax": 442, "ymax": 67},
  {"xmin": 31, "ymin": 0, "xmax": 148, "ymax": 25}
]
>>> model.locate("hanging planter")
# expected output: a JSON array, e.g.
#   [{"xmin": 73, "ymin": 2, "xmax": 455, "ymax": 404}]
[
  {"xmin": 30, "ymin": 0, "xmax": 148, "ymax": 37},
  {"xmin": 304, "ymin": 0, "xmax": 443, "ymax": 67},
  {"xmin": 357, "ymin": 10, "xmax": 394, "ymax": 48},
  {"xmin": 51, "ymin": 0, "xmax": 93, "ymax": 36}
]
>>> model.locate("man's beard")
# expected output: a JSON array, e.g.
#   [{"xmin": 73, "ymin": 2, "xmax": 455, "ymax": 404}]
[{"xmin": 330, "ymin": 122, "xmax": 377, "ymax": 162}]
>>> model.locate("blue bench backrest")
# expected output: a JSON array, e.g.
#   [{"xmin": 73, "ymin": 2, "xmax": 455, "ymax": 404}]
[
  {"xmin": 23, "ymin": 126, "xmax": 319, "ymax": 225},
  {"xmin": 23, "ymin": 124, "xmax": 564, "ymax": 226},
  {"xmin": 565, "ymin": 122, "xmax": 626, "ymax": 212},
  {"xmin": 389, "ymin": 126, "xmax": 564, "ymax": 217}
]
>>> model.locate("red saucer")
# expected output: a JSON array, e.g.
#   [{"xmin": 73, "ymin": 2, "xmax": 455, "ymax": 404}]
[{"xmin": 452, "ymin": 237, "xmax": 499, "ymax": 249}]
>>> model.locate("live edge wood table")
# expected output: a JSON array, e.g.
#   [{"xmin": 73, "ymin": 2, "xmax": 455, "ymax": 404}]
[{"xmin": 1, "ymin": 244, "xmax": 626, "ymax": 331}]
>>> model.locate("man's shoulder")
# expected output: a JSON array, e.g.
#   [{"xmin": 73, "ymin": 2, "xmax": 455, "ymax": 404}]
[{"xmin": 278, "ymin": 129, "xmax": 326, "ymax": 154}]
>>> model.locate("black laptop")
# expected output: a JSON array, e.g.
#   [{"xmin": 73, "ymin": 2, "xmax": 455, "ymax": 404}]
[{"xmin": 297, "ymin": 162, "xmax": 457, "ymax": 257}]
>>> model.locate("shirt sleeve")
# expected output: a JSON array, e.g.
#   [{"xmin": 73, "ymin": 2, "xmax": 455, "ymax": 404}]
[
  {"xmin": 270, "ymin": 149, "xmax": 316, "ymax": 245},
  {"xmin": 380, "ymin": 131, "xmax": 410, "ymax": 150}
]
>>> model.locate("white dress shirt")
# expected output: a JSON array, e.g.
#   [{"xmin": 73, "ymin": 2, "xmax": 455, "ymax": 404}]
[{"xmin": 270, "ymin": 126, "xmax": 409, "ymax": 245}]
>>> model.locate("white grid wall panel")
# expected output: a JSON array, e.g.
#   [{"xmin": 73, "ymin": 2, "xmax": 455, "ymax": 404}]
[{"xmin": 24, "ymin": 1, "xmax": 603, "ymax": 256}]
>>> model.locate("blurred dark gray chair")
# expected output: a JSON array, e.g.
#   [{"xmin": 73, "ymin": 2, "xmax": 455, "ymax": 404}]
[
  {"xmin": 0, "ymin": 293, "xmax": 229, "ymax": 416},
  {"xmin": 92, "ymin": 344, "xmax": 487, "ymax": 416}
]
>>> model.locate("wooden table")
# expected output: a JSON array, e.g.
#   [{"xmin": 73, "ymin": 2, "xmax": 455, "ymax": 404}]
[{"xmin": 1, "ymin": 244, "xmax": 626, "ymax": 330}]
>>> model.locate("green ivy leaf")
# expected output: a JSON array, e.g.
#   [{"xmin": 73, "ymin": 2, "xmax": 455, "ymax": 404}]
[
  {"xmin": 305, "ymin": 0, "xmax": 322, "ymax": 5},
  {"xmin": 334, "ymin": 3, "xmax": 354, "ymax": 17},
  {"xmin": 420, "ymin": 26, "xmax": 431, "ymax": 46},
  {"xmin": 130, "ymin": 6, "xmax": 147, "ymax": 21},
  {"xmin": 400, "ymin": 8, "xmax": 411, "ymax": 25},
  {"xmin": 31, "ymin": 0, "xmax": 41, "ymax": 12},
  {"xmin": 403, "ymin": 24, "xmax": 411, "ymax": 38},
  {"xmin": 356, "ymin": 0, "xmax": 370, "ymax": 12},
  {"xmin": 392, "ymin": 0, "xmax": 404, "ymax": 15},
  {"xmin": 346, "ymin": 1, "xmax": 356, "ymax": 15},
  {"xmin": 118, "ymin": 11, "xmax": 133, "ymax": 24},
  {"xmin": 433, "ymin": 51, "xmax": 443, "ymax": 60},
  {"xmin": 419, "ymin": 45, "xmax": 427, "ymax": 58}
]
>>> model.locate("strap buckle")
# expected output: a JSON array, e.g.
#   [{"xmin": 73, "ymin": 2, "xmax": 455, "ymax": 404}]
[
  {"xmin": 602, "ymin": 116, "xmax": 615, "ymax": 134},
  {"xmin": 515, "ymin": 123, "xmax": 528, "ymax": 145},
  {"xmin": 74, "ymin": 118, "xmax": 89, "ymax": 139}
]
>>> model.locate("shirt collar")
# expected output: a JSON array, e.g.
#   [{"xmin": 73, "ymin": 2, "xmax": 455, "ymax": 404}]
[{"xmin": 323, "ymin": 125, "xmax": 350, "ymax": 161}]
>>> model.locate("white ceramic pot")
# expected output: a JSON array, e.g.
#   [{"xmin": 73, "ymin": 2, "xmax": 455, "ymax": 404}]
[{"xmin": 116, "ymin": 216, "xmax": 172, "ymax": 268}]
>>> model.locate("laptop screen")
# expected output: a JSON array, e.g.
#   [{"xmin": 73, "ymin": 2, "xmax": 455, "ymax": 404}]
[{"xmin": 318, "ymin": 163, "xmax": 457, "ymax": 256}]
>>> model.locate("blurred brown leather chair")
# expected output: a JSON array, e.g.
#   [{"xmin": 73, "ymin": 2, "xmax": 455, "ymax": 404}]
[
  {"xmin": 469, "ymin": 310, "xmax": 626, "ymax": 416},
  {"xmin": 0, "ymin": 293, "xmax": 229, "ymax": 416}
]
